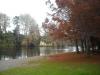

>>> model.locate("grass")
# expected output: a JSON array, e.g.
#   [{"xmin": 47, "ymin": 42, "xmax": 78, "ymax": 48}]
[{"xmin": 0, "ymin": 59, "xmax": 100, "ymax": 75}]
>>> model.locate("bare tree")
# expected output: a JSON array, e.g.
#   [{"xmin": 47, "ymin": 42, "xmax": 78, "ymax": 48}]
[
  {"xmin": 0, "ymin": 13, "xmax": 9, "ymax": 33},
  {"xmin": 19, "ymin": 14, "xmax": 40, "ymax": 47}
]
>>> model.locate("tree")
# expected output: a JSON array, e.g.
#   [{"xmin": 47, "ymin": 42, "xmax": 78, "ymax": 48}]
[
  {"xmin": 45, "ymin": 0, "xmax": 100, "ymax": 54},
  {"xmin": 13, "ymin": 16, "xmax": 21, "ymax": 48},
  {"xmin": 44, "ymin": 0, "xmax": 80, "ymax": 50},
  {"xmin": 47, "ymin": 0, "xmax": 100, "ymax": 53},
  {"xmin": 0, "ymin": 13, "xmax": 9, "ymax": 33},
  {"xmin": 19, "ymin": 14, "xmax": 40, "ymax": 47},
  {"xmin": 0, "ymin": 13, "xmax": 10, "ymax": 48}
]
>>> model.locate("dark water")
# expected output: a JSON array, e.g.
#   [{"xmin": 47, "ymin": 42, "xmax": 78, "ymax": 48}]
[{"xmin": 0, "ymin": 47, "xmax": 75, "ymax": 61}]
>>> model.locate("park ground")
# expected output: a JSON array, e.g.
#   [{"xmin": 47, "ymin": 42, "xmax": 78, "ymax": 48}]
[{"xmin": 0, "ymin": 52, "xmax": 100, "ymax": 75}]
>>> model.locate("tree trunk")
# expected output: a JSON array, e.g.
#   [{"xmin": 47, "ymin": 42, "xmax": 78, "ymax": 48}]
[
  {"xmin": 75, "ymin": 39, "xmax": 79, "ymax": 53},
  {"xmin": 80, "ymin": 39, "xmax": 84, "ymax": 53},
  {"xmin": 85, "ymin": 37, "xmax": 91, "ymax": 56}
]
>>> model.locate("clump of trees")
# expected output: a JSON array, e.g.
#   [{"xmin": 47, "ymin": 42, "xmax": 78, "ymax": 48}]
[
  {"xmin": 0, "ymin": 13, "xmax": 40, "ymax": 48},
  {"xmin": 43, "ymin": 0, "xmax": 100, "ymax": 54},
  {"xmin": 0, "ymin": 13, "xmax": 13, "ymax": 48},
  {"xmin": 13, "ymin": 14, "xmax": 40, "ymax": 48}
]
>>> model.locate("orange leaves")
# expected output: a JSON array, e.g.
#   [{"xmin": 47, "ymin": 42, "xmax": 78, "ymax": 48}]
[
  {"xmin": 50, "ymin": 29, "xmax": 65, "ymax": 40},
  {"xmin": 52, "ymin": 16, "xmax": 61, "ymax": 22},
  {"xmin": 73, "ymin": 4, "xmax": 90, "ymax": 15},
  {"xmin": 56, "ymin": 0, "xmax": 74, "ymax": 8},
  {"xmin": 59, "ymin": 22, "xmax": 72, "ymax": 30},
  {"xmin": 45, "ymin": 0, "xmax": 100, "ymax": 41},
  {"xmin": 48, "ymin": 21, "xmax": 76, "ymax": 40}
]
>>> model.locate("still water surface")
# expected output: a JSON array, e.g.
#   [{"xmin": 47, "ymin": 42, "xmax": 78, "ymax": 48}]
[{"xmin": 0, "ymin": 47, "xmax": 75, "ymax": 61}]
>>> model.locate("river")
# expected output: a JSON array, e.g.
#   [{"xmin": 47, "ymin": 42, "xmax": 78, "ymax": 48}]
[{"xmin": 0, "ymin": 46, "xmax": 76, "ymax": 61}]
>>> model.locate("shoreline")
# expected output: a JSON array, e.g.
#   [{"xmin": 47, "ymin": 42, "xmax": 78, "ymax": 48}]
[{"xmin": 0, "ymin": 56, "xmax": 45, "ymax": 71}]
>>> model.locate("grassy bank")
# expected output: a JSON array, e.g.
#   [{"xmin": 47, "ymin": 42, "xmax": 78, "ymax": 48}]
[{"xmin": 0, "ymin": 59, "xmax": 100, "ymax": 75}]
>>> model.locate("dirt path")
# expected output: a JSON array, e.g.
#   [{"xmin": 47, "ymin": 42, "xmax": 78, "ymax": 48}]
[{"xmin": 0, "ymin": 56, "xmax": 44, "ymax": 71}]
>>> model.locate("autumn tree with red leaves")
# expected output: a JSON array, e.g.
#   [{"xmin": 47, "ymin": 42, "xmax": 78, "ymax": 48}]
[{"xmin": 44, "ymin": 0, "xmax": 100, "ymax": 54}]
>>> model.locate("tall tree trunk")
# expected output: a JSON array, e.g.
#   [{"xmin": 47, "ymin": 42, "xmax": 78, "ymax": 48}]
[
  {"xmin": 85, "ymin": 37, "xmax": 91, "ymax": 56},
  {"xmin": 80, "ymin": 39, "xmax": 84, "ymax": 53},
  {"xmin": 75, "ymin": 39, "xmax": 79, "ymax": 53}
]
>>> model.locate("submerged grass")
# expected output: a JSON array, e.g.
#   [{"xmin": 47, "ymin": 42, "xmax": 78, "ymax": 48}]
[{"xmin": 0, "ymin": 59, "xmax": 100, "ymax": 75}]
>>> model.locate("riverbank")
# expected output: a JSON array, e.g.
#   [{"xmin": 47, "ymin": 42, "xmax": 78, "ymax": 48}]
[
  {"xmin": 0, "ymin": 56, "xmax": 44, "ymax": 71},
  {"xmin": 1, "ymin": 52, "xmax": 100, "ymax": 71},
  {"xmin": 48, "ymin": 52, "xmax": 100, "ymax": 63},
  {"xmin": 0, "ymin": 54, "xmax": 100, "ymax": 75},
  {"xmin": 0, "ymin": 52, "xmax": 100, "ymax": 75}
]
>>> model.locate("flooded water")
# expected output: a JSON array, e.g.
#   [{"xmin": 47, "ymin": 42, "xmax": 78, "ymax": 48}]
[{"xmin": 0, "ymin": 47, "xmax": 76, "ymax": 61}]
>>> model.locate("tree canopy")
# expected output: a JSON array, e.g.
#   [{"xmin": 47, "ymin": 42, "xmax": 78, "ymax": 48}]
[{"xmin": 43, "ymin": 0, "xmax": 100, "ymax": 54}]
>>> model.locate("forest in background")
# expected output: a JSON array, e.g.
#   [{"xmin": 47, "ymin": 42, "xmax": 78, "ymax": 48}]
[{"xmin": 0, "ymin": 14, "xmax": 40, "ymax": 48}]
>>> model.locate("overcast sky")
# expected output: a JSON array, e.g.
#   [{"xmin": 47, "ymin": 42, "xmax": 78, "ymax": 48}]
[{"xmin": 0, "ymin": 0, "xmax": 49, "ymax": 26}]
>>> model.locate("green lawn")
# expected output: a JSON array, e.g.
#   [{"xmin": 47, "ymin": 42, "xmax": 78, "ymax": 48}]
[{"xmin": 0, "ymin": 60, "xmax": 100, "ymax": 75}]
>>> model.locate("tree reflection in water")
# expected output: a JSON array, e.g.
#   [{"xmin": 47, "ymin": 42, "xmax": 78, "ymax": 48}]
[{"xmin": 0, "ymin": 47, "xmax": 73, "ymax": 61}]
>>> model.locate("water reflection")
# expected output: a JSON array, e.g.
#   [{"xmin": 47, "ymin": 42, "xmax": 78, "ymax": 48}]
[{"xmin": 0, "ymin": 47, "xmax": 75, "ymax": 61}]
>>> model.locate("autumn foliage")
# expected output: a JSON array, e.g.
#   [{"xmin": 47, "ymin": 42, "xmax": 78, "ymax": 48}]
[{"xmin": 43, "ymin": 0, "xmax": 100, "ymax": 54}]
